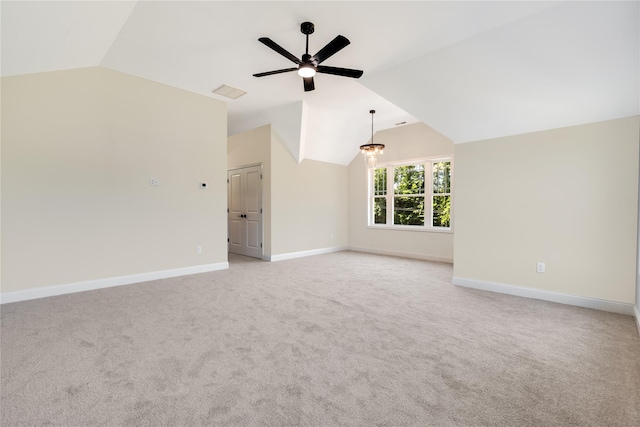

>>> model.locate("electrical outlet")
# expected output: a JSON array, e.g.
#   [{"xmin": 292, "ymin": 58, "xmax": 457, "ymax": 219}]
[
  {"xmin": 536, "ymin": 262, "xmax": 545, "ymax": 273},
  {"xmin": 196, "ymin": 246, "xmax": 202, "ymax": 254},
  {"xmin": 149, "ymin": 178, "xmax": 159, "ymax": 187},
  {"xmin": 330, "ymin": 233, "xmax": 334, "ymax": 240}
]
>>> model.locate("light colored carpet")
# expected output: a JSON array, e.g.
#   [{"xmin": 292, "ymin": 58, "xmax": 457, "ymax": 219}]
[{"xmin": 1, "ymin": 251, "xmax": 639, "ymax": 426}]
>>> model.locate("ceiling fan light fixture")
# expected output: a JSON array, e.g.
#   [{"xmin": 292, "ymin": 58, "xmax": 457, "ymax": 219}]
[
  {"xmin": 297, "ymin": 65, "xmax": 316, "ymax": 78},
  {"xmin": 360, "ymin": 109, "xmax": 385, "ymax": 168},
  {"xmin": 253, "ymin": 22, "xmax": 363, "ymax": 92}
]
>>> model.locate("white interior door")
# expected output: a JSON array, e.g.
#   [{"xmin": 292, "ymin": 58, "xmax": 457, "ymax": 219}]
[{"xmin": 228, "ymin": 165, "xmax": 263, "ymax": 258}]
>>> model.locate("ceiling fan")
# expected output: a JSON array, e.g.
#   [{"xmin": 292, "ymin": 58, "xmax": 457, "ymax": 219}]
[{"xmin": 253, "ymin": 22, "xmax": 363, "ymax": 92}]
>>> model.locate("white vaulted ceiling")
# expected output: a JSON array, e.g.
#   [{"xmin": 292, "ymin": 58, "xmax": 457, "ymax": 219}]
[{"xmin": 2, "ymin": 1, "xmax": 638, "ymax": 165}]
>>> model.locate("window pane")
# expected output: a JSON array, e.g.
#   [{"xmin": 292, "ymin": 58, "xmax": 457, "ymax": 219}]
[
  {"xmin": 393, "ymin": 196, "xmax": 424, "ymax": 225},
  {"xmin": 374, "ymin": 168, "xmax": 387, "ymax": 196},
  {"xmin": 433, "ymin": 162, "xmax": 451, "ymax": 194},
  {"xmin": 374, "ymin": 197, "xmax": 386, "ymax": 224},
  {"xmin": 432, "ymin": 195, "xmax": 451, "ymax": 227},
  {"xmin": 394, "ymin": 165, "xmax": 425, "ymax": 195}
]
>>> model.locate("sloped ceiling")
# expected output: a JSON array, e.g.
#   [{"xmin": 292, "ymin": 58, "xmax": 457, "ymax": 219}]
[
  {"xmin": 2, "ymin": 1, "xmax": 638, "ymax": 165},
  {"xmin": 362, "ymin": 1, "xmax": 640, "ymax": 143}
]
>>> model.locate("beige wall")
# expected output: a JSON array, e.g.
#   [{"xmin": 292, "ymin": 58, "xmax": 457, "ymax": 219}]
[
  {"xmin": 227, "ymin": 125, "xmax": 272, "ymax": 256},
  {"xmin": 270, "ymin": 128, "xmax": 348, "ymax": 256},
  {"xmin": 1, "ymin": 67, "xmax": 228, "ymax": 293},
  {"xmin": 348, "ymin": 122, "xmax": 455, "ymax": 262},
  {"xmin": 454, "ymin": 116, "xmax": 639, "ymax": 304},
  {"xmin": 228, "ymin": 125, "xmax": 348, "ymax": 258},
  {"xmin": 637, "ymin": 129, "xmax": 640, "ymax": 319}
]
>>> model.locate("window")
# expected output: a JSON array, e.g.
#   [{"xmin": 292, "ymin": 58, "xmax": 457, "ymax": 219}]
[{"xmin": 369, "ymin": 159, "xmax": 452, "ymax": 230}]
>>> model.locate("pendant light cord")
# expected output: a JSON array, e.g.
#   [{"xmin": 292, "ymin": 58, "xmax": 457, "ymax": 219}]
[{"xmin": 370, "ymin": 109, "xmax": 375, "ymax": 143}]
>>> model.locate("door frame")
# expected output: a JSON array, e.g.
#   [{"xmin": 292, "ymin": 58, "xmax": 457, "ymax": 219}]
[{"xmin": 227, "ymin": 163, "xmax": 264, "ymax": 258}]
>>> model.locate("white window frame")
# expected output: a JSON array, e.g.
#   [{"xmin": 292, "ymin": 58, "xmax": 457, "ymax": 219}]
[{"xmin": 367, "ymin": 156, "xmax": 453, "ymax": 233}]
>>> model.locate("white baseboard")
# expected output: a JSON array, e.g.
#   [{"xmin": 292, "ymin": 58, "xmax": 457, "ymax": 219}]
[
  {"xmin": 348, "ymin": 246, "xmax": 453, "ymax": 264},
  {"xmin": 0, "ymin": 262, "xmax": 229, "ymax": 305},
  {"xmin": 635, "ymin": 305, "xmax": 640, "ymax": 337},
  {"xmin": 452, "ymin": 276, "xmax": 635, "ymax": 316},
  {"xmin": 265, "ymin": 246, "xmax": 347, "ymax": 262}
]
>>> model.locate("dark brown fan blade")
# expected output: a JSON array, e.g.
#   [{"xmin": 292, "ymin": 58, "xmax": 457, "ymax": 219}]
[
  {"xmin": 311, "ymin": 35, "xmax": 350, "ymax": 65},
  {"xmin": 303, "ymin": 76, "xmax": 315, "ymax": 92},
  {"xmin": 253, "ymin": 68, "xmax": 297, "ymax": 77},
  {"xmin": 258, "ymin": 37, "xmax": 302, "ymax": 65},
  {"xmin": 316, "ymin": 65, "xmax": 363, "ymax": 79}
]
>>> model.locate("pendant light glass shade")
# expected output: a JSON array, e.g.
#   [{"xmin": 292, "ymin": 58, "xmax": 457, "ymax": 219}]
[{"xmin": 359, "ymin": 110, "xmax": 385, "ymax": 168}]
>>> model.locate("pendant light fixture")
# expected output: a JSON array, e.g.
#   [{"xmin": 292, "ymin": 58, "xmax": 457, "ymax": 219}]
[{"xmin": 360, "ymin": 109, "xmax": 385, "ymax": 168}]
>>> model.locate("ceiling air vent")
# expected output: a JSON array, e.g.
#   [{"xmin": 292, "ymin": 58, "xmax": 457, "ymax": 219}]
[{"xmin": 212, "ymin": 85, "xmax": 247, "ymax": 99}]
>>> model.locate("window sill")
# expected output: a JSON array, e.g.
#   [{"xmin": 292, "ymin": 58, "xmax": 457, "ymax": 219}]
[{"xmin": 366, "ymin": 225, "xmax": 453, "ymax": 234}]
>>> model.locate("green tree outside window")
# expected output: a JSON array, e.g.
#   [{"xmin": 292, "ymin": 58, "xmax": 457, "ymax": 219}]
[{"xmin": 371, "ymin": 160, "xmax": 451, "ymax": 228}]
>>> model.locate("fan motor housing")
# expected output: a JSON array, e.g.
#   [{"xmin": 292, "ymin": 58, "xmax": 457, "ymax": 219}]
[{"xmin": 302, "ymin": 53, "xmax": 317, "ymax": 66}]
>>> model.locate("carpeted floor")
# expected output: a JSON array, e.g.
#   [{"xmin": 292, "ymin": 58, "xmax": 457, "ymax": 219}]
[{"xmin": 1, "ymin": 251, "xmax": 639, "ymax": 426}]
